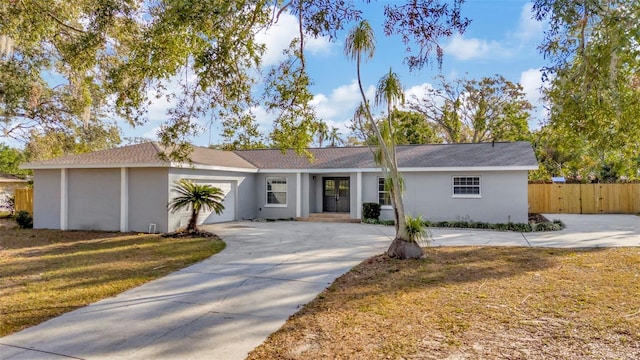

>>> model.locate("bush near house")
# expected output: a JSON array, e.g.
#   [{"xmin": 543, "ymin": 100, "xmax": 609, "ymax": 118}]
[{"xmin": 362, "ymin": 202, "xmax": 381, "ymax": 220}]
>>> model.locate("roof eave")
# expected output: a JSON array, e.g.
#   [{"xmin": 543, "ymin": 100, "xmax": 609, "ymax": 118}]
[{"xmin": 255, "ymin": 165, "xmax": 539, "ymax": 173}]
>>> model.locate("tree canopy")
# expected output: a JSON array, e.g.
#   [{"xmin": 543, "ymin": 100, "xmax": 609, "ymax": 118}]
[
  {"xmin": 1, "ymin": 0, "xmax": 470, "ymax": 160},
  {"xmin": 408, "ymin": 75, "xmax": 532, "ymax": 144},
  {"xmin": 532, "ymin": 0, "xmax": 640, "ymax": 180}
]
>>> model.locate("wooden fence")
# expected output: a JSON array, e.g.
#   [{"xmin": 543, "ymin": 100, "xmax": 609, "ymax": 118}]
[
  {"xmin": 14, "ymin": 188, "xmax": 33, "ymax": 214},
  {"xmin": 528, "ymin": 183, "xmax": 640, "ymax": 214}
]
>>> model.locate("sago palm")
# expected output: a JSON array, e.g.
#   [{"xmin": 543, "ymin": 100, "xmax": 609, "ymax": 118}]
[{"xmin": 168, "ymin": 179, "xmax": 225, "ymax": 233}]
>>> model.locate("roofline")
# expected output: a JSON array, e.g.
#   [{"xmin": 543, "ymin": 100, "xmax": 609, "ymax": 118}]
[
  {"xmin": 23, "ymin": 164, "xmax": 536, "ymax": 173},
  {"xmin": 170, "ymin": 163, "xmax": 258, "ymax": 173},
  {"xmin": 256, "ymin": 166, "xmax": 539, "ymax": 173},
  {"xmin": 23, "ymin": 162, "xmax": 259, "ymax": 173},
  {"xmin": 22, "ymin": 163, "xmax": 170, "ymax": 170}
]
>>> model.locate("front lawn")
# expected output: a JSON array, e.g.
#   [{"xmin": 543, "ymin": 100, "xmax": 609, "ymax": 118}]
[
  {"xmin": 249, "ymin": 247, "xmax": 640, "ymax": 359},
  {"xmin": 0, "ymin": 223, "xmax": 225, "ymax": 336}
]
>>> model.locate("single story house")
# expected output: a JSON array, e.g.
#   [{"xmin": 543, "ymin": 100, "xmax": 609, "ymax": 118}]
[{"xmin": 22, "ymin": 141, "xmax": 538, "ymax": 232}]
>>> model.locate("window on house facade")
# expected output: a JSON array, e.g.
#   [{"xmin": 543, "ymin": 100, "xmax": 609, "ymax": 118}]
[
  {"xmin": 266, "ymin": 177, "xmax": 287, "ymax": 206},
  {"xmin": 452, "ymin": 176, "xmax": 481, "ymax": 197},
  {"xmin": 378, "ymin": 177, "xmax": 391, "ymax": 206}
]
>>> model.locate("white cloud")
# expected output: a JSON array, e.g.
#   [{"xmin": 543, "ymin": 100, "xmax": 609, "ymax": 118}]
[
  {"xmin": 514, "ymin": 2, "xmax": 544, "ymax": 42},
  {"xmin": 443, "ymin": 34, "xmax": 508, "ymax": 61},
  {"xmin": 256, "ymin": 11, "xmax": 333, "ymax": 67},
  {"xmin": 311, "ymin": 79, "xmax": 374, "ymax": 122},
  {"xmin": 519, "ymin": 68, "xmax": 549, "ymax": 127},
  {"xmin": 404, "ymin": 82, "xmax": 434, "ymax": 102}
]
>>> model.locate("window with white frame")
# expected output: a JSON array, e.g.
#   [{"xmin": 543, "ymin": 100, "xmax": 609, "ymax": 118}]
[
  {"xmin": 266, "ymin": 177, "xmax": 287, "ymax": 206},
  {"xmin": 452, "ymin": 176, "xmax": 481, "ymax": 197},
  {"xmin": 378, "ymin": 177, "xmax": 391, "ymax": 206}
]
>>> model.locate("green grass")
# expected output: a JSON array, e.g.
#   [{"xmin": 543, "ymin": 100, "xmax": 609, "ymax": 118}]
[
  {"xmin": 249, "ymin": 247, "xmax": 640, "ymax": 359},
  {"xmin": 0, "ymin": 226, "xmax": 225, "ymax": 336}
]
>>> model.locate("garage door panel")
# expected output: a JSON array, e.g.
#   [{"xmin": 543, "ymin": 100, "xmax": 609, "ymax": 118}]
[
  {"xmin": 177, "ymin": 180, "xmax": 235, "ymax": 227},
  {"xmin": 196, "ymin": 181, "xmax": 235, "ymax": 224}
]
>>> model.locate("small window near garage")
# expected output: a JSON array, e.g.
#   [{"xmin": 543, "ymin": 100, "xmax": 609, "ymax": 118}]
[
  {"xmin": 378, "ymin": 177, "xmax": 392, "ymax": 206},
  {"xmin": 266, "ymin": 177, "xmax": 287, "ymax": 206},
  {"xmin": 452, "ymin": 176, "xmax": 481, "ymax": 197}
]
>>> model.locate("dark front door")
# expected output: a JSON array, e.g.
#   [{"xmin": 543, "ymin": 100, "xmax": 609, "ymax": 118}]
[{"xmin": 323, "ymin": 177, "xmax": 350, "ymax": 213}]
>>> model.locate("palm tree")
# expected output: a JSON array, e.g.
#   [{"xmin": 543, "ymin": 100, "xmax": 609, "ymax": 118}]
[
  {"xmin": 345, "ymin": 20, "xmax": 423, "ymax": 259},
  {"xmin": 328, "ymin": 126, "xmax": 343, "ymax": 147},
  {"xmin": 315, "ymin": 120, "xmax": 329, "ymax": 147},
  {"xmin": 168, "ymin": 179, "xmax": 225, "ymax": 233}
]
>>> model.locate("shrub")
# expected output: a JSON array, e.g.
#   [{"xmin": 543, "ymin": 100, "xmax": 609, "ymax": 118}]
[
  {"xmin": 15, "ymin": 210, "xmax": 33, "ymax": 229},
  {"xmin": 406, "ymin": 215, "xmax": 430, "ymax": 246},
  {"xmin": 362, "ymin": 202, "xmax": 381, "ymax": 220}
]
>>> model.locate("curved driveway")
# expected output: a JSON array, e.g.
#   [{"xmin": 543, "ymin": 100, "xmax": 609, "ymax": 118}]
[{"xmin": 1, "ymin": 215, "xmax": 638, "ymax": 359}]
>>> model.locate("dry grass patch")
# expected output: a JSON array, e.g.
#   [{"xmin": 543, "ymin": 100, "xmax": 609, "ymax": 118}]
[
  {"xmin": 0, "ymin": 226, "xmax": 225, "ymax": 336},
  {"xmin": 249, "ymin": 247, "xmax": 640, "ymax": 360}
]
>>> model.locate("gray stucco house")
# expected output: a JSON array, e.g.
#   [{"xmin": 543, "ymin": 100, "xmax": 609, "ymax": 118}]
[{"xmin": 23, "ymin": 141, "xmax": 538, "ymax": 233}]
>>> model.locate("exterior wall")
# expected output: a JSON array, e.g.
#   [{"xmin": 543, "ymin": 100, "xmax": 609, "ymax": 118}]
[
  {"xmin": 362, "ymin": 170, "xmax": 530, "ymax": 223},
  {"xmin": 168, "ymin": 168, "xmax": 256, "ymax": 231},
  {"xmin": 33, "ymin": 170, "xmax": 61, "ymax": 229},
  {"xmin": 129, "ymin": 168, "xmax": 170, "ymax": 233},
  {"xmin": 255, "ymin": 172, "xmax": 297, "ymax": 219},
  {"xmin": 68, "ymin": 168, "xmax": 121, "ymax": 231}
]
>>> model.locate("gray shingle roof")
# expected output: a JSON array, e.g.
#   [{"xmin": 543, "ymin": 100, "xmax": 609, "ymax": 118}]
[
  {"xmin": 23, "ymin": 142, "xmax": 257, "ymax": 170},
  {"xmin": 235, "ymin": 142, "xmax": 538, "ymax": 169},
  {"xmin": 23, "ymin": 141, "xmax": 538, "ymax": 170}
]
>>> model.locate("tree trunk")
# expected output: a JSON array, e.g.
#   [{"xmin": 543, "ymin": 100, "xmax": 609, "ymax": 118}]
[{"xmin": 187, "ymin": 209, "xmax": 198, "ymax": 232}]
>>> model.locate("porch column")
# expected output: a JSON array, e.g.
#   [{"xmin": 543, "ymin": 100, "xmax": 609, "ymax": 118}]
[
  {"xmin": 60, "ymin": 168, "xmax": 68, "ymax": 230},
  {"xmin": 120, "ymin": 167, "xmax": 129, "ymax": 232},
  {"xmin": 296, "ymin": 172, "xmax": 302, "ymax": 217},
  {"xmin": 356, "ymin": 172, "xmax": 362, "ymax": 219}
]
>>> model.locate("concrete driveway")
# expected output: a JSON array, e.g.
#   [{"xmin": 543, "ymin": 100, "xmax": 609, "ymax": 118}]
[
  {"xmin": 1, "ymin": 215, "xmax": 638, "ymax": 360},
  {"xmin": 0, "ymin": 222, "xmax": 395, "ymax": 360},
  {"xmin": 429, "ymin": 214, "xmax": 640, "ymax": 248}
]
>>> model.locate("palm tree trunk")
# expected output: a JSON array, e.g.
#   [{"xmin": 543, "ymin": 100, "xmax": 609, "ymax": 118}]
[{"xmin": 188, "ymin": 209, "xmax": 198, "ymax": 232}]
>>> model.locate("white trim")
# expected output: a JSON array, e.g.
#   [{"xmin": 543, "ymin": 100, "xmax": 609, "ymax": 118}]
[
  {"xmin": 169, "ymin": 162, "xmax": 259, "ymax": 173},
  {"xmin": 26, "ymin": 164, "xmax": 536, "ymax": 173},
  {"xmin": 265, "ymin": 176, "xmax": 288, "ymax": 207},
  {"xmin": 356, "ymin": 172, "xmax": 362, "ymax": 219},
  {"xmin": 25, "ymin": 162, "xmax": 258, "ymax": 173},
  {"xmin": 296, "ymin": 172, "xmax": 302, "ymax": 217},
  {"xmin": 120, "ymin": 168, "xmax": 128, "ymax": 232},
  {"xmin": 257, "ymin": 166, "xmax": 537, "ymax": 173},
  {"xmin": 26, "ymin": 163, "xmax": 170, "ymax": 170},
  {"xmin": 60, "ymin": 169, "xmax": 68, "ymax": 231}
]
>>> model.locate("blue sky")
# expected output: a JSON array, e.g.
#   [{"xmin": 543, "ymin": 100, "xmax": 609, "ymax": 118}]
[{"xmin": 123, "ymin": 1, "xmax": 549, "ymax": 146}]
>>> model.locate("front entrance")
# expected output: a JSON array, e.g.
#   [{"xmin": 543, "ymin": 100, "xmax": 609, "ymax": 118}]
[{"xmin": 323, "ymin": 177, "xmax": 350, "ymax": 213}]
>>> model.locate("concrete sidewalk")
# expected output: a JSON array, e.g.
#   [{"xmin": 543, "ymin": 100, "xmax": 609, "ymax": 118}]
[{"xmin": 1, "ymin": 215, "xmax": 638, "ymax": 359}]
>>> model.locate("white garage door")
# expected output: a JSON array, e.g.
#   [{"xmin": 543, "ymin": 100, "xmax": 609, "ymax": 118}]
[
  {"xmin": 199, "ymin": 181, "xmax": 235, "ymax": 224},
  {"xmin": 178, "ymin": 180, "xmax": 235, "ymax": 226}
]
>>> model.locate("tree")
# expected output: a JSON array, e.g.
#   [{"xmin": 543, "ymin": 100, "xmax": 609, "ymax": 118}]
[
  {"xmin": 345, "ymin": 21, "xmax": 423, "ymax": 259},
  {"xmin": 168, "ymin": 179, "xmax": 225, "ymax": 233},
  {"xmin": 353, "ymin": 110, "xmax": 441, "ymax": 145},
  {"xmin": 314, "ymin": 120, "xmax": 329, "ymax": 147},
  {"xmin": 1, "ymin": 1, "xmax": 469, "ymax": 160},
  {"xmin": 533, "ymin": 0, "xmax": 640, "ymax": 180},
  {"xmin": 0, "ymin": 143, "xmax": 28, "ymax": 176},
  {"xmin": 408, "ymin": 75, "xmax": 532, "ymax": 143},
  {"xmin": 327, "ymin": 127, "xmax": 344, "ymax": 147}
]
